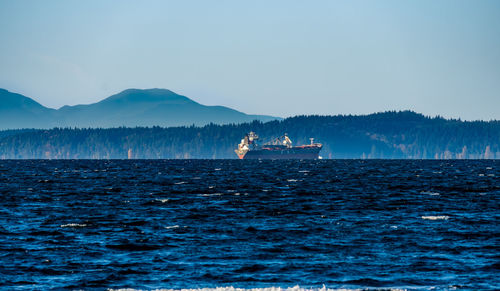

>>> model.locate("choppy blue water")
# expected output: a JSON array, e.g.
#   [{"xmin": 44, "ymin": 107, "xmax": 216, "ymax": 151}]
[{"xmin": 0, "ymin": 160, "xmax": 499, "ymax": 290}]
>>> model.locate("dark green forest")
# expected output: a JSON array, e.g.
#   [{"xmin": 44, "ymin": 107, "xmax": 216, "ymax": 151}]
[{"xmin": 0, "ymin": 111, "xmax": 498, "ymax": 159}]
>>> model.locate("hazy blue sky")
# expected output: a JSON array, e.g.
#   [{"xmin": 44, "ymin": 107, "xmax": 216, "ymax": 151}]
[{"xmin": 1, "ymin": 0, "xmax": 499, "ymax": 120}]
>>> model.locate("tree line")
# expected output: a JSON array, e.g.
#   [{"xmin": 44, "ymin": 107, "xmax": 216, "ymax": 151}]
[{"xmin": 0, "ymin": 111, "xmax": 498, "ymax": 159}]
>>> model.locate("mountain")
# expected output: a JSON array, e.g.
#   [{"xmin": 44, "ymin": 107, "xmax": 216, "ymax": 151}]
[
  {"xmin": 56, "ymin": 88, "xmax": 279, "ymax": 128},
  {"xmin": 0, "ymin": 88, "xmax": 279, "ymax": 129},
  {"xmin": 0, "ymin": 89, "xmax": 57, "ymax": 129}
]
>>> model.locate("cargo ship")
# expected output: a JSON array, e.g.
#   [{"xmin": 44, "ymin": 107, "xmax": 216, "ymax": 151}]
[{"xmin": 235, "ymin": 132, "xmax": 322, "ymax": 159}]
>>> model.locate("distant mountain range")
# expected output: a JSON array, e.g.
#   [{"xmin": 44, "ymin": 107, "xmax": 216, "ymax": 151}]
[{"xmin": 0, "ymin": 88, "xmax": 279, "ymax": 129}]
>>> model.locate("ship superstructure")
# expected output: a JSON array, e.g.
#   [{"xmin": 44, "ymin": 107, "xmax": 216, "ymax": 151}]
[{"xmin": 235, "ymin": 132, "xmax": 322, "ymax": 159}]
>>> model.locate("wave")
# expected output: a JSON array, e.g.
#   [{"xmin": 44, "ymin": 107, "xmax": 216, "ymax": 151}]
[
  {"xmin": 109, "ymin": 286, "xmax": 407, "ymax": 291},
  {"xmin": 421, "ymin": 216, "xmax": 449, "ymax": 220},
  {"xmin": 420, "ymin": 191, "xmax": 440, "ymax": 196},
  {"xmin": 60, "ymin": 223, "xmax": 87, "ymax": 228}
]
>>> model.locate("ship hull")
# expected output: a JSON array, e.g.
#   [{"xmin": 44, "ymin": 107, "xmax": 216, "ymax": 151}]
[{"xmin": 240, "ymin": 145, "xmax": 322, "ymax": 160}]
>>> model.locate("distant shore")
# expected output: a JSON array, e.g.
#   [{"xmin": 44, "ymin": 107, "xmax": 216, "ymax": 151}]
[{"xmin": 0, "ymin": 112, "xmax": 498, "ymax": 159}]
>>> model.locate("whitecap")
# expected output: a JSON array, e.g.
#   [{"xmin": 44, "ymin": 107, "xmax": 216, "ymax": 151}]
[
  {"xmin": 422, "ymin": 215, "xmax": 449, "ymax": 220},
  {"xmin": 287, "ymin": 179, "xmax": 299, "ymax": 182},
  {"xmin": 165, "ymin": 225, "xmax": 179, "ymax": 229},
  {"xmin": 155, "ymin": 199, "xmax": 169, "ymax": 203},
  {"xmin": 175, "ymin": 181, "xmax": 187, "ymax": 185},
  {"xmin": 109, "ymin": 286, "xmax": 403, "ymax": 291},
  {"xmin": 420, "ymin": 191, "xmax": 440, "ymax": 196},
  {"xmin": 198, "ymin": 193, "xmax": 223, "ymax": 197},
  {"xmin": 60, "ymin": 223, "xmax": 87, "ymax": 228}
]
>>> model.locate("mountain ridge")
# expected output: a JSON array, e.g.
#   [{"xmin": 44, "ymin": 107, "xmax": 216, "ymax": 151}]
[{"xmin": 0, "ymin": 88, "xmax": 280, "ymax": 129}]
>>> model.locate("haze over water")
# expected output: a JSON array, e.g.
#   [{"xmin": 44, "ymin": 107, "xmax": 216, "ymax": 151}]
[{"xmin": 1, "ymin": 160, "xmax": 498, "ymax": 290}]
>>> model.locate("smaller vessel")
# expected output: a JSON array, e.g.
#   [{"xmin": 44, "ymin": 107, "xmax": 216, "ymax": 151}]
[{"xmin": 235, "ymin": 132, "xmax": 322, "ymax": 159}]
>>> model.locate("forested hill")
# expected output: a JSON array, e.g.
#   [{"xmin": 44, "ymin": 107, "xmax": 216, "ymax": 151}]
[{"xmin": 0, "ymin": 111, "xmax": 498, "ymax": 159}]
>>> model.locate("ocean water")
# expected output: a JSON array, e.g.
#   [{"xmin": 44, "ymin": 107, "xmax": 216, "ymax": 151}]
[{"xmin": 0, "ymin": 160, "xmax": 499, "ymax": 290}]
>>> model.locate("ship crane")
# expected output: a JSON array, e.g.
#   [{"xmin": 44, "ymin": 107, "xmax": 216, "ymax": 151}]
[
  {"xmin": 283, "ymin": 134, "xmax": 292, "ymax": 148},
  {"xmin": 266, "ymin": 134, "xmax": 292, "ymax": 148}
]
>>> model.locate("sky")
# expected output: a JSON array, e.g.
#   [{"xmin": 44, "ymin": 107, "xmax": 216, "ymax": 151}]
[{"xmin": 0, "ymin": 0, "xmax": 499, "ymax": 120}]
